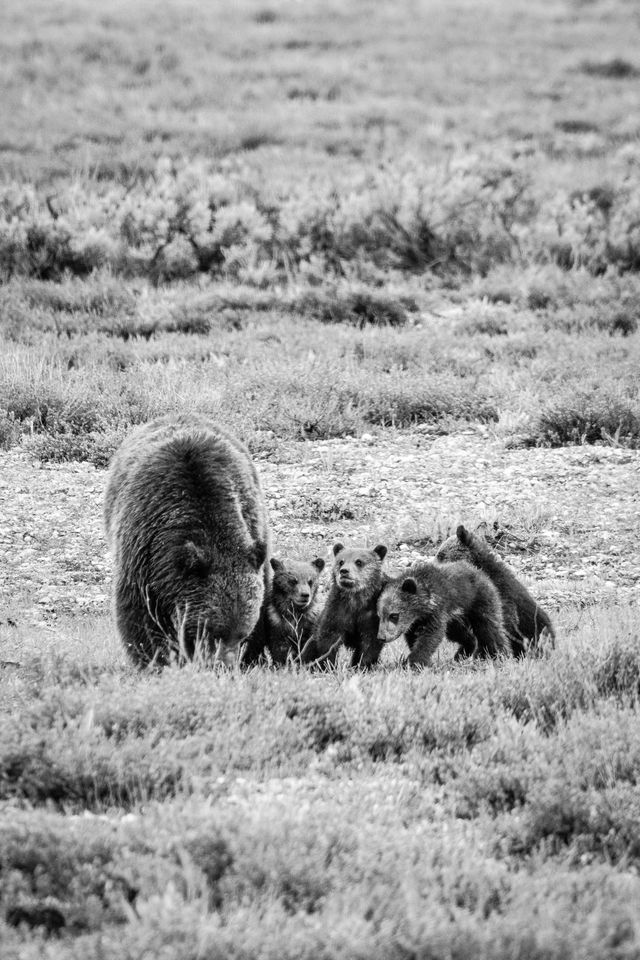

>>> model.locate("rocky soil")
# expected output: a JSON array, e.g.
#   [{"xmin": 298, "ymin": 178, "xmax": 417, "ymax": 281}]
[{"xmin": 1, "ymin": 430, "xmax": 639, "ymax": 630}]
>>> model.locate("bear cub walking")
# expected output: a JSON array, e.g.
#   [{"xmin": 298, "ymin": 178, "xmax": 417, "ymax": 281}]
[
  {"xmin": 377, "ymin": 560, "xmax": 512, "ymax": 667},
  {"xmin": 300, "ymin": 543, "xmax": 387, "ymax": 668},
  {"xmin": 104, "ymin": 414, "xmax": 270, "ymax": 668},
  {"xmin": 242, "ymin": 556, "xmax": 325, "ymax": 665},
  {"xmin": 436, "ymin": 524, "xmax": 555, "ymax": 654}
]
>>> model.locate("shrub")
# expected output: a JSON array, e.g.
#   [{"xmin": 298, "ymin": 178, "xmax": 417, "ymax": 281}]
[
  {"xmin": 23, "ymin": 429, "xmax": 125, "ymax": 467},
  {"xmin": 20, "ymin": 277, "xmax": 136, "ymax": 317},
  {"xmin": 509, "ymin": 782, "xmax": 640, "ymax": 862},
  {"xmin": 354, "ymin": 377, "xmax": 499, "ymax": 427},
  {"xmin": 0, "ymin": 154, "xmax": 534, "ymax": 283},
  {"xmin": 580, "ymin": 58, "xmax": 639, "ymax": 79},
  {"xmin": 295, "ymin": 287, "xmax": 409, "ymax": 327},
  {"xmin": 531, "ymin": 390, "xmax": 640, "ymax": 448}
]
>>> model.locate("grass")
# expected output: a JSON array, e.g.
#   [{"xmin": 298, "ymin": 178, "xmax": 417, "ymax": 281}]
[
  {"xmin": 2, "ymin": 0, "xmax": 640, "ymax": 955},
  {"xmin": 2, "ymin": 271, "xmax": 640, "ymax": 460},
  {"xmin": 3, "ymin": 608, "xmax": 640, "ymax": 956}
]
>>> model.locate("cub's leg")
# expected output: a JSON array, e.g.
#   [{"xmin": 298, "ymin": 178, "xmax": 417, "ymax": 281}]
[
  {"xmin": 349, "ymin": 616, "xmax": 384, "ymax": 669},
  {"xmin": 466, "ymin": 587, "xmax": 512, "ymax": 659},
  {"xmin": 446, "ymin": 617, "xmax": 478, "ymax": 660},
  {"xmin": 240, "ymin": 612, "xmax": 269, "ymax": 666},
  {"xmin": 405, "ymin": 615, "xmax": 447, "ymax": 668},
  {"xmin": 498, "ymin": 596, "xmax": 526, "ymax": 657}
]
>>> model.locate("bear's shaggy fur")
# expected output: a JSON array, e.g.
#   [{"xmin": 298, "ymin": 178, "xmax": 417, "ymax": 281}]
[
  {"xmin": 435, "ymin": 524, "xmax": 555, "ymax": 654},
  {"xmin": 104, "ymin": 414, "xmax": 270, "ymax": 667},
  {"xmin": 377, "ymin": 560, "xmax": 511, "ymax": 667},
  {"xmin": 241, "ymin": 555, "xmax": 325, "ymax": 666},
  {"xmin": 300, "ymin": 542, "xmax": 387, "ymax": 668}
]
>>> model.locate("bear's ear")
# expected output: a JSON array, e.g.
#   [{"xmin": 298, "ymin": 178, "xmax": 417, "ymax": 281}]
[
  {"xmin": 332, "ymin": 542, "xmax": 344, "ymax": 557},
  {"xmin": 456, "ymin": 525, "xmax": 471, "ymax": 546},
  {"xmin": 248, "ymin": 540, "xmax": 267, "ymax": 570},
  {"xmin": 270, "ymin": 557, "xmax": 283, "ymax": 572},
  {"xmin": 373, "ymin": 544, "xmax": 387, "ymax": 561},
  {"xmin": 312, "ymin": 558, "xmax": 326, "ymax": 573},
  {"xmin": 180, "ymin": 541, "xmax": 209, "ymax": 576},
  {"xmin": 401, "ymin": 577, "xmax": 418, "ymax": 595}
]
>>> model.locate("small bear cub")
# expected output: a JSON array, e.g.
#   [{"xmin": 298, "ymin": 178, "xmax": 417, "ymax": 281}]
[
  {"xmin": 377, "ymin": 560, "xmax": 512, "ymax": 667},
  {"xmin": 266, "ymin": 556, "xmax": 325, "ymax": 664},
  {"xmin": 300, "ymin": 542, "xmax": 388, "ymax": 668},
  {"xmin": 241, "ymin": 555, "xmax": 325, "ymax": 666},
  {"xmin": 436, "ymin": 524, "xmax": 555, "ymax": 654}
]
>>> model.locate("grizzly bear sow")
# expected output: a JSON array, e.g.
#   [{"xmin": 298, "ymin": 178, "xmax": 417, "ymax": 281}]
[
  {"xmin": 104, "ymin": 415, "xmax": 270, "ymax": 667},
  {"xmin": 242, "ymin": 555, "xmax": 325, "ymax": 666}
]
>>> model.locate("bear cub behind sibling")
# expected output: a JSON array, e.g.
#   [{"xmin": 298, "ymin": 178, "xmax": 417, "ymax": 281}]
[
  {"xmin": 300, "ymin": 542, "xmax": 387, "ymax": 668},
  {"xmin": 242, "ymin": 556, "xmax": 325, "ymax": 665},
  {"xmin": 377, "ymin": 560, "xmax": 512, "ymax": 667},
  {"xmin": 436, "ymin": 524, "xmax": 555, "ymax": 654}
]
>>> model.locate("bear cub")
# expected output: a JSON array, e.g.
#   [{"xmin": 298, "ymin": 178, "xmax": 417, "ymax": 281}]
[
  {"xmin": 300, "ymin": 543, "xmax": 387, "ymax": 668},
  {"xmin": 436, "ymin": 524, "xmax": 555, "ymax": 654},
  {"xmin": 377, "ymin": 560, "xmax": 512, "ymax": 667},
  {"xmin": 243, "ymin": 556, "xmax": 325, "ymax": 665}
]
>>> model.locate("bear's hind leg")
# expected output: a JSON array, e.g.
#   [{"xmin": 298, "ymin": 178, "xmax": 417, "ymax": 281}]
[{"xmin": 467, "ymin": 589, "xmax": 512, "ymax": 659}]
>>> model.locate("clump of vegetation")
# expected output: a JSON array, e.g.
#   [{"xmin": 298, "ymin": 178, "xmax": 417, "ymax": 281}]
[
  {"xmin": 22, "ymin": 429, "xmax": 125, "ymax": 467},
  {"xmin": 294, "ymin": 287, "xmax": 410, "ymax": 327},
  {"xmin": 580, "ymin": 57, "xmax": 639, "ymax": 79},
  {"xmin": 531, "ymin": 390, "xmax": 640, "ymax": 448},
  {"xmin": 0, "ymin": 155, "xmax": 547, "ymax": 282}
]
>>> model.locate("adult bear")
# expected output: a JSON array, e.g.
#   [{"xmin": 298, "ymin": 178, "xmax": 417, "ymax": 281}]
[{"xmin": 104, "ymin": 414, "xmax": 270, "ymax": 667}]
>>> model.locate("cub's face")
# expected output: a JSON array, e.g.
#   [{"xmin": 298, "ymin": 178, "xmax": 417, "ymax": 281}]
[
  {"xmin": 271, "ymin": 557, "xmax": 325, "ymax": 611},
  {"xmin": 377, "ymin": 577, "xmax": 420, "ymax": 642},
  {"xmin": 332, "ymin": 542, "xmax": 387, "ymax": 592}
]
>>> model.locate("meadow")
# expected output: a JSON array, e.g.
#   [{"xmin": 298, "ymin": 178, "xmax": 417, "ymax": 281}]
[{"xmin": 1, "ymin": 0, "xmax": 640, "ymax": 956}]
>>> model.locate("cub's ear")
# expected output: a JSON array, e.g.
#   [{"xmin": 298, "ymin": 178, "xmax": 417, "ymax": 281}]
[
  {"xmin": 270, "ymin": 558, "xmax": 283, "ymax": 572},
  {"xmin": 456, "ymin": 525, "xmax": 471, "ymax": 546},
  {"xmin": 312, "ymin": 558, "xmax": 326, "ymax": 573},
  {"xmin": 332, "ymin": 542, "xmax": 344, "ymax": 557},
  {"xmin": 248, "ymin": 540, "xmax": 267, "ymax": 570},
  {"xmin": 401, "ymin": 577, "xmax": 418, "ymax": 595},
  {"xmin": 373, "ymin": 544, "xmax": 387, "ymax": 561},
  {"xmin": 180, "ymin": 541, "xmax": 209, "ymax": 575}
]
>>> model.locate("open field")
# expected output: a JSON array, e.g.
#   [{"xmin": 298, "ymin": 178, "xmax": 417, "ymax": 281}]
[{"xmin": 2, "ymin": 0, "xmax": 640, "ymax": 956}]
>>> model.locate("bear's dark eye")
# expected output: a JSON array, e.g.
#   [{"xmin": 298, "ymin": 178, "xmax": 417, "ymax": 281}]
[
  {"xmin": 389, "ymin": 613, "xmax": 399, "ymax": 624},
  {"xmin": 337, "ymin": 560, "xmax": 344, "ymax": 568},
  {"xmin": 308, "ymin": 579, "xmax": 313, "ymax": 587},
  {"xmin": 355, "ymin": 559, "xmax": 363, "ymax": 568},
  {"xmin": 288, "ymin": 577, "xmax": 297, "ymax": 588}
]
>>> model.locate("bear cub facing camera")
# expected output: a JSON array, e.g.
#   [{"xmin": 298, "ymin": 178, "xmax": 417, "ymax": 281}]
[
  {"xmin": 377, "ymin": 560, "xmax": 512, "ymax": 667},
  {"xmin": 243, "ymin": 556, "xmax": 325, "ymax": 665},
  {"xmin": 300, "ymin": 542, "xmax": 388, "ymax": 668}
]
